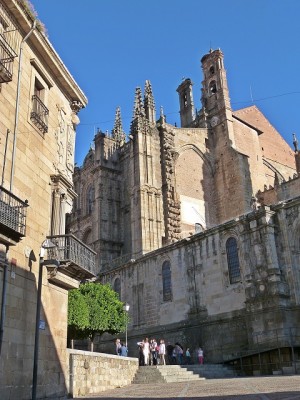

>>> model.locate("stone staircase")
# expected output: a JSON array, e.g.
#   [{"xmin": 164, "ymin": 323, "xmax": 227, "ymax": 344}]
[
  {"xmin": 132, "ymin": 365, "xmax": 206, "ymax": 384},
  {"xmin": 184, "ymin": 364, "xmax": 237, "ymax": 379},
  {"xmin": 132, "ymin": 364, "xmax": 238, "ymax": 384}
]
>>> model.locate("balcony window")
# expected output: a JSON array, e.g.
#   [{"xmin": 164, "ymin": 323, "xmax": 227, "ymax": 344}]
[
  {"xmin": 0, "ymin": 185, "xmax": 28, "ymax": 241},
  {"xmin": 0, "ymin": 7, "xmax": 18, "ymax": 84},
  {"xmin": 30, "ymin": 78, "xmax": 49, "ymax": 133},
  {"xmin": 46, "ymin": 234, "xmax": 96, "ymax": 279}
]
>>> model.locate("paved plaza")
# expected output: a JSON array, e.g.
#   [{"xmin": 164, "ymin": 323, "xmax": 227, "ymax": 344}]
[{"xmin": 76, "ymin": 376, "xmax": 300, "ymax": 400}]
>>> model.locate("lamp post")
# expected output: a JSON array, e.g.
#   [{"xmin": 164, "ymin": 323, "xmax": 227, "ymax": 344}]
[
  {"xmin": 32, "ymin": 239, "xmax": 57, "ymax": 400},
  {"xmin": 123, "ymin": 303, "xmax": 130, "ymax": 348}
]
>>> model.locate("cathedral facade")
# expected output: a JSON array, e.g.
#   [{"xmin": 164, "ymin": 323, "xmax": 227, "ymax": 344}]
[{"xmin": 69, "ymin": 49, "xmax": 300, "ymax": 369}]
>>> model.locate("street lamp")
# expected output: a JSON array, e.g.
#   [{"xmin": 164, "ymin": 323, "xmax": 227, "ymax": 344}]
[
  {"xmin": 32, "ymin": 239, "xmax": 57, "ymax": 400},
  {"xmin": 123, "ymin": 302, "xmax": 130, "ymax": 348}
]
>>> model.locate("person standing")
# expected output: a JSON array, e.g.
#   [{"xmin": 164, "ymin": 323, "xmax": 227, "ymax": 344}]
[
  {"xmin": 185, "ymin": 347, "xmax": 191, "ymax": 364},
  {"xmin": 175, "ymin": 343, "xmax": 183, "ymax": 365},
  {"xmin": 120, "ymin": 342, "xmax": 128, "ymax": 356},
  {"xmin": 150, "ymin": 339, "xmax": 158, "ymax": 365},
  {"xmin": 143, "ymin": 337, "xmax": 150, "ymax": 366},
  {"xmin": 137, "ymin": 340, "xmax": 145, "ymax": 366},
  {"xmin": 115, "ymin": 338, "xmax": 121, "ymax": 356},
  {"xmin": 197, "ymin": 347, "xmax": 204, "ymax": 364},
  {"xmin": 158, "ymin": 339, "xmax": 166, "ymax": 365}
]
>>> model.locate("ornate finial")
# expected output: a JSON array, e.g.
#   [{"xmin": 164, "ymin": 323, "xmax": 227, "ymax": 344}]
[
  {"xmin": 144, "ymin": 80, "xmax": 156, "ymax": 123},
  {"xmin": 133, "ymin": 87, "xmax": 145, "ymax": 119},
  {"xmin": 159, "ymin": 105, "xmax": 166, "ymax": 124},
  {"xmin": 111, "ymin": 106, "xmax": 126, "ymax": 145},
  {"xmin": 160, "ymin": 105, "xmax": 164, "ymax": 118},
  {"xmin": 130, "ymin": 87, "xmax": 146, "ymax": 134},
  {"xmin": 293, "ymin": 133, "xmax": 298, "ymax": 152}
]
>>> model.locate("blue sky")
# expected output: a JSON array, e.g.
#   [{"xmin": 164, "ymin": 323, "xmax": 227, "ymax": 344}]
[{"xmin": 30, "ymin": 0, "xmax": 300, "ymax": 166}]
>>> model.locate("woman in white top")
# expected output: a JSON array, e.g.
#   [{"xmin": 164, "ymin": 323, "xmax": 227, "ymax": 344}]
[
  {"xmin": 143, "ymin": 338, "xmax": 150, "ymax": 365},
  {"xmin": 158, "ymin": 339, "xmax": 166, "ymax": 365}
]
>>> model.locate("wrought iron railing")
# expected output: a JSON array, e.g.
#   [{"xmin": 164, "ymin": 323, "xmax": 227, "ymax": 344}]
[
  {"xmin": 0, "ymin": 3, "xmax": 19, "ymax": 83},
  {"xmin": 0, "ymin": 33, "xmax": 16, "ymax": 83},
  {"xmin": 0, "ymin": 185, "xmax": 28, "ymax": 237},
  {"xmin": 30, "ymin": 95, "xmax": 49, "ymax": 133},
  {"xmin": 46, "ymin": 234, "xmax": 96, "ymax": 274}
]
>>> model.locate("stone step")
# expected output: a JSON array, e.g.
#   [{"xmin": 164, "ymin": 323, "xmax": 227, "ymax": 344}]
[
  {"xmin": 132, "ymin": 366, "xmax": 206, "ymax": 384},
  {"xmin": 183, "ymin": 364, "xmax": 237, "ymax": 379}
]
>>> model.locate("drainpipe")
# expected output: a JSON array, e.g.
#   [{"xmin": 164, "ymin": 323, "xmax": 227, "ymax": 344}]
[
  {"xmin": 10, "ymin": 20, "xmax": 37, "ymax": 192},
  {"xmin": 0, "ymin": 251, "xmax": 8, "ymax": 356},
  {"xmin": 1, "ymin": 129, "xmax": 9, "ymax": 187}
]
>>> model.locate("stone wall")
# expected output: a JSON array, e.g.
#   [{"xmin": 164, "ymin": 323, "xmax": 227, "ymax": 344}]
[{"xmin": 67, "ymin": 350, "xmax": 139, "ymax": 397}]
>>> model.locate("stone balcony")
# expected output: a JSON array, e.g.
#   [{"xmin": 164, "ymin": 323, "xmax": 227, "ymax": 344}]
[
  {"xmin": 44, "ymin": 234, "xmax": 96, "ymax": 285},
  {"xmin": 0, "ymin": 185, "xmax": 28, "ymax": 245}
]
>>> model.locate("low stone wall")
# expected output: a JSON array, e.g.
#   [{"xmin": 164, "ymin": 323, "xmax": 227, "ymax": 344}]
[{"xmin": 67, "ymin": 349, "xmax": 139, "ymax": 398}]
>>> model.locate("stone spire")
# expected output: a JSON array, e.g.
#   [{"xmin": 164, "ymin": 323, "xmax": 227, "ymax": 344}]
[
  {"xmin": 130, "ymin": 87, "xmax": 145, "ymax": 134},
  {"xmin": 111, "ymin": 106, "xmax": 126, "ymax": 146},
  {"xmin": 144, "ymin": 80, "xmax": 156, "ymax": 124},
  {"xmin": 293, "ymin": 133, "xmax": 300, "ymax": 174},
  {"xmin": 293, "ymin": 133, "xmax": 298, "ymax": 152}
]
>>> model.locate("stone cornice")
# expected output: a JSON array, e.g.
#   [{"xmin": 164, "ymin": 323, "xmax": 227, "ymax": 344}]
[{"xmin": 6, "ymin": 0, "xmax": 87, "ymax": 107}]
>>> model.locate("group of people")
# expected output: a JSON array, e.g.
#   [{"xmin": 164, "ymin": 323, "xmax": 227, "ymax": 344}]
[
  {"xmin": 115, "ymin": 338, "xmax": 128, "ymax": 357},
  {"xmin": 137, "ymin": 338, "xmax": 166, "ymax": 366},
  {"xmin": 115, "ymin": 337, "xmax": 204, "ymax": 366}
]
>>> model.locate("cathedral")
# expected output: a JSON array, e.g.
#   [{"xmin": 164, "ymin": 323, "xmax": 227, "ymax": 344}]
[{"xmin": 68, "ymin": 49, "xmax": 300, "ymax": 371}]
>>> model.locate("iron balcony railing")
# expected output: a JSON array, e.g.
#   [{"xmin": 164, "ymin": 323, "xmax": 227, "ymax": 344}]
[
  {"xmin": 0, "ymin": 33, "xmax": 16, "ymax": 83},
  {"xmin": 30, "ymin": 95, "xmax": 49, "ymax": 133},
  {"xmin": 46, "ymin": 234, "xmax": 96, "ymax": 275},
  {"xmin": 0, "ymin": 185, "xmax": 28, "ymax": 238},
  {"xmin": 0, "ymin": 3, "xmax": 19, "ymax": 84}
]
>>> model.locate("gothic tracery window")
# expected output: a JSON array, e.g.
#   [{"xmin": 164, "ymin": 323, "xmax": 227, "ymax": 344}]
[
  {"xmin": 86, "ymin": 186, "xmax": 94, "ymax": 215},
  {"xmin": 162, "ymin": 261, "xmax": 172, "ymax": 301},
  {"xmin": 226, "ymin": 237, "xmax": 241, "ymax": 284}
]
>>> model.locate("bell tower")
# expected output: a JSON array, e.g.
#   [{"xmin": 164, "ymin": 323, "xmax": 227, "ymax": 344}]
[
  {"xmin": 200, "ymin": 49, "xmax": 232, "ymax": 128},
  {"xmin": 177, "ymin": 78, "xmax": 195, "ymax": 127}
]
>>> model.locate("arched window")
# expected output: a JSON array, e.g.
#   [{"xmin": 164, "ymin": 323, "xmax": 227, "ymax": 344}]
[
  {"xmin": 113, "ymin": 278, "xmax": 121, "ymax": 298},
  {"xmin": 86, "ymin": 186, "xmax": 94, "ymax": 215},
  {"xmin": 209, "ymin": 80, "xmax": 217, "ymax": 94},
  {"xmin": 162, "ymin": 261, "xmax": 172, "ymax": 301},
  {"xmin": 226, "ymin": 237, "xmax": 241, "ymax": 284}
]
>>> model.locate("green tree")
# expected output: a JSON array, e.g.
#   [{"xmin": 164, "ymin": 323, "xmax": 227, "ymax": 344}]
[{"xmin": 68, "ymin": 282, "xmax": 127, "ymax": 351}]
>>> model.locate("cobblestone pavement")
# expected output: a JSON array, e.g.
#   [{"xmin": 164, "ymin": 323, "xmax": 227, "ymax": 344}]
[{"xmin": 76, "ymin": 376, "xmax": 300, "ymax": 400}]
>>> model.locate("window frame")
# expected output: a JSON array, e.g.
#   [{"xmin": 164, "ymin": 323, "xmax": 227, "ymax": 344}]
[
  {"xmin": 226, "ymin": 237, "xmax": 241, "ymax": 284},
  {"xmin": 162, "ymin": 260, "xmax": 172, "ymax": 302}
]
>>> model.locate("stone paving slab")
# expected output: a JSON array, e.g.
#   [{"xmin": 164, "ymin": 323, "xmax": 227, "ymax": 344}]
[{"xmin": 75, "ymin": 375, "xmax": 300, "ymax": 399}]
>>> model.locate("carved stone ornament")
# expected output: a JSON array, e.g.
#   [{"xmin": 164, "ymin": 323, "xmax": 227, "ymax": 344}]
[
  {"xmin": 210, "ymin": 116, "xmax": 219, "ymax": 127},
  {"xmin": 70, "ymin": 100, "xmax": 84, "ymax": 114}
]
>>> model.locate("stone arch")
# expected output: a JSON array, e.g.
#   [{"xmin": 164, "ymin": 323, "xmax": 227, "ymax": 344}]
[
  {"xmin": 174, "ymin": 144, "xmax": 216, "ymax": 235},
  {"xmin": 174, "ymin": 144, "xmax": 214, "ymax": 176}
]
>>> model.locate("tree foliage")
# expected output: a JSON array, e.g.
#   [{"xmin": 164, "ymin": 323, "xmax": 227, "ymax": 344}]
[{"xmin": 68, "ymin": 283, "xmax": 127, "ymax": 348}]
